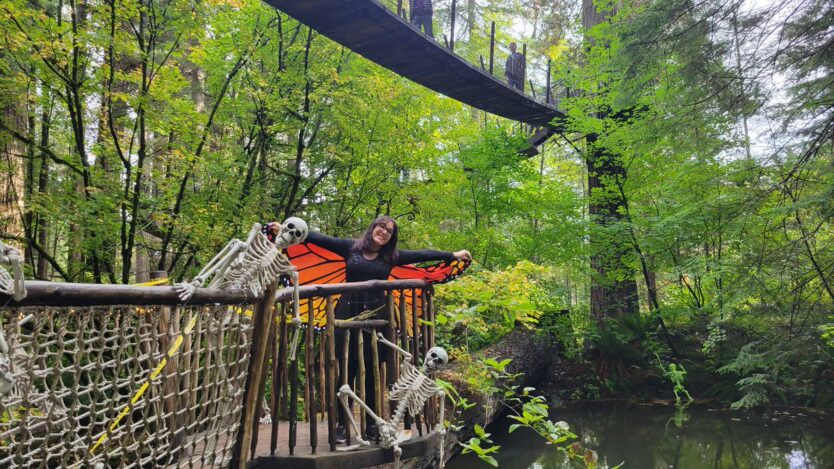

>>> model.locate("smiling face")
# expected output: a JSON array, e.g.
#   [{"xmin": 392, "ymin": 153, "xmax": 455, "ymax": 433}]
[{"xmin": 371, "ymin": 220, "xmax": 395, "ymax": 248}]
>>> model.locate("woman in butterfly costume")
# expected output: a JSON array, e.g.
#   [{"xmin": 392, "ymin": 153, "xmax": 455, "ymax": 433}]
[{"xmin": 265, "ymin": 216, "xmax": 471, "ymax": 443}]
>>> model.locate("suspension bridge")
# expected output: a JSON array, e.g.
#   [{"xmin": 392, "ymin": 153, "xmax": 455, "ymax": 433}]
[{"xmin": 263, "ymin": 0, "xmax": 566, "ymax": 150}]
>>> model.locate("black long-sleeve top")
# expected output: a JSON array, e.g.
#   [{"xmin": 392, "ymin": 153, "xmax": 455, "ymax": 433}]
[{"xmin": 305, "ymin": 231, "xmax": 454, "ymax": 319}]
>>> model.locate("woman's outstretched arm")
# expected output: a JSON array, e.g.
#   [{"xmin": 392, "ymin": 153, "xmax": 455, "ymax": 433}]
[
  {"xmin": 305, "ymin": 231, "xmax": 354, "ymax": 258},
  {"xmin": 265, "ymin": 222, "xmax": 353, "ymax": 258},
  {"xmin": 397, "ymin": 248, "xmax": 471, "ymax": 265}
]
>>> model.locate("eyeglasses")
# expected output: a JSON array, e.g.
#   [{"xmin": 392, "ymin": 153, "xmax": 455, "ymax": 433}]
[{"xmin": 375, "ymin": 225, "xmax": 394, "ymax": 236}]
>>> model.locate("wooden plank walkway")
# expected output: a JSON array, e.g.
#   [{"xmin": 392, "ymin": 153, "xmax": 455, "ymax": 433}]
[
  {"xmin": 262, "ymin": 0, "xmax": 565, "ymax": 129},
  {"xmin": 248, "ymin": 422, "xmax": 441, "ymax": 469}
]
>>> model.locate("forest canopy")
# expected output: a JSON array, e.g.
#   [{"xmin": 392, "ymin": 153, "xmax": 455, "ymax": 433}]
[{"xmin": 1, "ymin": 0, "xmax": 832, "ymax": 408}]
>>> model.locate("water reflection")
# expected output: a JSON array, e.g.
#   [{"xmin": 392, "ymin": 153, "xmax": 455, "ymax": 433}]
[{"xmin": 447, "ymin": 402, "xmax": 833, "ymax": 469}]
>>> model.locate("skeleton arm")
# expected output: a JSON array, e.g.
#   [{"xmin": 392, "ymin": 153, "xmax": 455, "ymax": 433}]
[
  {"xmin": 376, "ymin": 331, "xmax": 412, "ymax": 362},
  {"xmin": 436, "ymin": 388, "xmax": 447, "ymax": 468},
  {"xmin": 175, "ymin": 239, "xmax": 247, "ymax": 301},
  {"xmin": 0, "ymin": 242, "xmax": 26, "ymax": 301}
]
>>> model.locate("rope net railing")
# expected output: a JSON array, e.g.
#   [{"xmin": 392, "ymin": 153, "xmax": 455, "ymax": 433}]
[{"xmin": 0, "ymin": 303, "xmax": 253, "ymax": 468}]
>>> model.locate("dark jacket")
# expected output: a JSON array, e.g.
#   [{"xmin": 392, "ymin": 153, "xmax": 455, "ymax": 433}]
[
  {"xmin": 411, "ymin": 0, "xmax": 432, "ymax": 14},
  {"xmin": 505, "ymin": 51, "xmax": 525, "ymax": 79}
]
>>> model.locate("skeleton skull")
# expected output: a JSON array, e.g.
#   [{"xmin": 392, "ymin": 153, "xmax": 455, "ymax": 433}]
[
  {"xmin": 423, "ymin": 346, "xmax": 448, "ymax": 371},
  {"xmin": 277, "ymin": 217, "xmax": 308, "ymax": 247}
]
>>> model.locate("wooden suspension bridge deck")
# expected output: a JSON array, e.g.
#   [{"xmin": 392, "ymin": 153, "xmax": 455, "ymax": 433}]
[
  {"xmin": 262, "ymin": 0, "xmax": 565, "ymax": 130},
  {"xmin": 247, "ymin": 422, "xmax": 441, "ymax": 469}
]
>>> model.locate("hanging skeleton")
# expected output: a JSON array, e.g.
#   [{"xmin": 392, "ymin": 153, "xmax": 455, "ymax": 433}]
[
  {"xmin": 0, "ymin": 242, "xmax": 26, "ymax": 401},
  {"xmin": 337, "ymin": 331, "xmax": 448, "ymax": 469},
  {"xmin": 0, "ymin": 241, "xmax": 26, "ymax": 301},
  {"xmin": 175, "ymin": 219, "xmax": 308, "ymax": 359},
  {"xmin": 0, "ymin": 315, "xmax": 71, "ymax": 435}
]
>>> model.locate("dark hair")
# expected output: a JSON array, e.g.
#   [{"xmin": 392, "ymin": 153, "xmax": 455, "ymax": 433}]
[{"xmin": 353, "ymin": 216, "xmax": 399, "ymax": 265}]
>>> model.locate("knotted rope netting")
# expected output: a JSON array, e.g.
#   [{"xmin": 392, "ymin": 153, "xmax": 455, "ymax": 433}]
[{"xmin": 0, "ymin": 304, "xmax": 253, "ymax": 468}]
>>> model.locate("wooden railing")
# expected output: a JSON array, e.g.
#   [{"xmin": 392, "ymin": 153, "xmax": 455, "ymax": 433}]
[
  {"xmin": 2, "ymin": 278, "xmax": 441, "ymax": 468},
  {"xmin": 1, "ymin": 281, "xmax": 263, "ymax": 469},
  {"xmin": 236, "ymin": 279, "xmax": 441, "ymax": 463}
]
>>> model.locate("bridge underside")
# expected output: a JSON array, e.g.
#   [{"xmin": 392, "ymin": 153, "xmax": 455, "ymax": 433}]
[{"xmin": 263, "ymin": 0, "xmax": 564, "ymax": 129}]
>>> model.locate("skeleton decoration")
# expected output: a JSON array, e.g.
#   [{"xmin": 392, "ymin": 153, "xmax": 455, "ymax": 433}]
[
  {"xmin": 175, "ymin": 219, "xmax": 308, "ymax": 361},
  {"xmin": 0, "ymin": 328, "xmax": 13, "ymax": 396},
  {"xmin": 0, "ymin": 315, "xmax": 71, "ymax": 430},
  {"xmin": 337, "ymin": 332, "xmax": 448, "ymax": 469},
  {"xmin": 0, "ymin": 241, "xmax": 26, "ymax": 301}
]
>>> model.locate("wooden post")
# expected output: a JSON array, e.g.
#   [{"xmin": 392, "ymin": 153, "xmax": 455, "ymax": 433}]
[
  {"xmin": 411, "ymin": 289, "xmax": 422, "ymax": 436},
  {"xmin": 546, "ymin": 59, "xmax": 552, "ymax": 105},
  {"xmin": 522, "ymin": 43, "xmax": 527, "ymax": 93},
  {"xmin": 399, "ymin": 292, "xmax": 412, "ymax": 430},
  {"xmin": 386, "ymin": 292, "xmax": 397, "ymax": 424},
  {"xmin": 489, "ymin": 21, "xmax": 495, "ymax": 75},
  {"xmin": 450, "ymin": 0, "xmax": 457, "ymax": 51},
  {"xmin": 357, "ymin": 330, "xmax": 367, "ymax": 435},
  {"xmin": 343, "ymin": 329, "xmax": 351, "ymax": 446},
  {"xmin": 421, "ymin": 290, "xmax": 433, "ymax": 430},
  {"xmin": 319, "ymin": 334, "xmax": 326, "ymax": 422},
  {"xmin": 325, "ymin": 297, "xmax": 337, "ymax": 451},
  {"xmin": 270, "ymin": 302, "xmax": 287, "ymax": 455},
  {"xmin": 411, "ymin": 289, "xmax": 420, "ymax": 364},
  {"xmin": 158, "ymin": 303, "xmax": 182, "ymax": 451},
  {"xmin": 381, "ymin": 364, "xmax": 389, "ymax": 418},
  {"xmin": 231, "ymin": 283, "xmax": 278, "ymax": 469},
  {"xmin": 250, "ymin": 317, "xmax": 276, "ymax": 459},
  {"xmin": 427, "ymin": 290, "xmax": 437, "ymax": 429},
  {"xmin": 399, "ymin": 292, "xmax": 409, "ymax": 353},
  {"xmin": 386, "ymin": 292, "xmax": 397, "ymax": 384},
  {"xmin": 289, "ymin": 343, "xmax": 299, "ymax": 455},
  {"xmin": 370, "ymin": 330, "xmax": 381, "ymax": 442},
  {"xmin": 307, "ymin": 298, "xmax": 317, "ymax": 454}
]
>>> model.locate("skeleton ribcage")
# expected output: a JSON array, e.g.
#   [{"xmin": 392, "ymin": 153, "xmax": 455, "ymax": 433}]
[
  {"xmin": 389, "ymin": 362, "xmax": 439, "ymax": 417},
  {"xmin": 211, "ymin": 232, "xmax": 295, "ymax": 297}
]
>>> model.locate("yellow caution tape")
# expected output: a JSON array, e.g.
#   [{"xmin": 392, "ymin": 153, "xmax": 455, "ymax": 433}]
[
  {"xmin": 132, "ymin": 278, "xmax": 169, "ymax": 287},
  {"xmin": 88, "ymin": 314, "xmax": 198, "ymax": 456}
]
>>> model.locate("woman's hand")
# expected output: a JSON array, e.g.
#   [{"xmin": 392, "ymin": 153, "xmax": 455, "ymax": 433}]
[
  {"xmin": 265, "ymin": 222, "xmax": 281, "ymax": 236},
  {"xmin": 453, "ymin": 250, "xmax": 472, "ymax": 261}
]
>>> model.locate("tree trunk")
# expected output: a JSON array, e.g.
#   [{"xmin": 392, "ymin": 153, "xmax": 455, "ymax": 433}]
[
  {"xmin": 1, "ymin": 103, "xmax": 27, "ymax": 245},
  {"xmin": 586, "ymin": 134, "xmax": 639, "ymax": 318},
  {"xmin": 582, "ymin": 0, "xmax": 639, "ymax": 319}
]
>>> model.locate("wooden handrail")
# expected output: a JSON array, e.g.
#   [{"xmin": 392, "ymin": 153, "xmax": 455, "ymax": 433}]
[
  {"xmin": 274, "ymin": 279, "xmax": 432, "ymax": 302},
  {"xmin": 2, "ymin": 280, "xmax": 252, "ymax": 306},
  {"xmin": 2, "ymin": 278, "xmax": 432, "ymax": 307}
]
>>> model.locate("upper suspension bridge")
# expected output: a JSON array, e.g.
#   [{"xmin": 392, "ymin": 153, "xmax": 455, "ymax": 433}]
[{"xmin": 263, "ymin": 0, "xmax": 566, "ymax": 149}]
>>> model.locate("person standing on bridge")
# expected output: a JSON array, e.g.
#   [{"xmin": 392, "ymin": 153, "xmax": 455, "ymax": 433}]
[
  {"xmin": 410, "ymin": 0, "xmax": 434, "ymax": 38},
  {"xmin": 505, "ymin": 42, "xmax": 525, "ymax": 91},
  {"xmin": 265, "ymin": 217, "xmax": 471, "ymax": 443}
]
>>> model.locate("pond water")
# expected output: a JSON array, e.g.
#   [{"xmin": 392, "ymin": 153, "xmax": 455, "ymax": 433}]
[{"xmin": 447, "ymin": 402, "xmax": 834, "ymax": 469}]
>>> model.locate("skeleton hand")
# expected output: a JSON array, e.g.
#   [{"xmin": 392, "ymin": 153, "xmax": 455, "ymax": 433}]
[
  {"xmin": 0, "ymin": 268, "xmax": 15, "ymax": 298},
  {"xmin": 435, "ymin": 423, "xmax": 447, "ymax": 436},
  {"xmin": 174, "ymin": 279, "xmax": 202, "ymax": 302},
  {"xmin": 260, "ymin": 397, "xmax": 273, "ymax": 425}
]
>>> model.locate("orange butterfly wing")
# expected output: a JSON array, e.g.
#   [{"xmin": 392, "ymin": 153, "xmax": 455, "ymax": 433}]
[
  {"xmin": 389, "ymin": 259, "xmax": 470, "ymax": 335},
  {"xmin": 286, "ymin": 242, "xmax": 471, "ymax": 331},
  {"xmin": 285, "ymin": 242, "xmax": 345, "ymax": 328}
]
